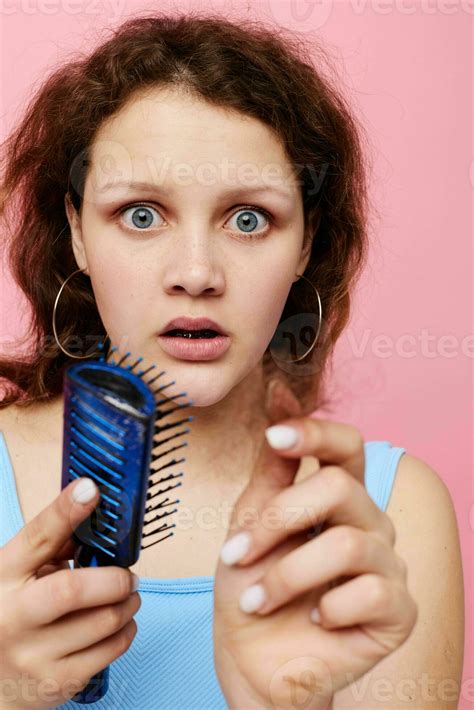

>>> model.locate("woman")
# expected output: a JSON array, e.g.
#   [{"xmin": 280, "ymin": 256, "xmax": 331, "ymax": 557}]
[{"xmin": 0, "ymin": 12, "xmax": 464, "ymax": 709}]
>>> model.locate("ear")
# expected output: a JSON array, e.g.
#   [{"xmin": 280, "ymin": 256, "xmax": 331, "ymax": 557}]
[
  {"xmin": 64, "ymin": 192, "xmax": 89, "ymax": 274},
  {"xmin": 296, "ymin": 208, "xmax": 321, "ymax": 277}
]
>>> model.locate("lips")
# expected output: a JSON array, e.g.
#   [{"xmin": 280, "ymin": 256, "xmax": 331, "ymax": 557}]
[{"xmin": 159, "ymin": 316, "xmax": 228, "ymax": 336}]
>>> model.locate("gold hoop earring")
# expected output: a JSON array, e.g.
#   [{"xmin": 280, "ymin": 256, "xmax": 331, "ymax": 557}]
[
  {"xmin": 270, "ymin": 273, "xmax": 322, "ymax": 363},
  {"xmin": 52, "ymin": 267, "xmax": 109, "ymax": 359}
]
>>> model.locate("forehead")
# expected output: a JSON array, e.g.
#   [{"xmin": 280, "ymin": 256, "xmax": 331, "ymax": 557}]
[{"xmin": 87, "ymin": 87, "xmax": 300, "ymax": 197}]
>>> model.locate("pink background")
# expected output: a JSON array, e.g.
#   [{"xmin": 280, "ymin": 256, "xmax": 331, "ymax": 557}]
[{"xmin": 1, "ymin": 1, "xmax": 472, "ymax": 703}]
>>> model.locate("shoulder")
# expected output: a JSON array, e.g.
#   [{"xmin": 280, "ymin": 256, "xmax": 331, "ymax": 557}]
[
  {"xmin": 0, "ymin": 403, "xmax": 23, "ymax": 440},
  {"xmin": 0, "ymin": 397, "xmax": 63, "ymax": 442},
  {"xmin": 387, "ymin": 451, "xmax": 463, "ymax": 577},
  {"xmin": 386, "ymin": 452, "xmax": 464, "ymax": 675},
  {"xmin": 0, "ymin": 403, "xmax": 35, "ymax": 450},
  {"xmin": 333, "ymin": 450, "xmax": 465, "ymax": 705},
  {"xmin": 387, "ymin": 451, "xmax": 460, "ymax": 532}
]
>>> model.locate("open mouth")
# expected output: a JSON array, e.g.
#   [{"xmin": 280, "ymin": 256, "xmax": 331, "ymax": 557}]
[
  {"xmin": 163, "ymin": 329, "xmax": 221, "ymax": 339},
  {"xmin": 158, "ymin": 327, "xmax": 231, "ymax": 361}
]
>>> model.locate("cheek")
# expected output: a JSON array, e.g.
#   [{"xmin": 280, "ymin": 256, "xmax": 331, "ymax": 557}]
[
  {"xmin": 239, "ymin": 269, "xmax": 292, "ymax": 347},
  {"xmin": 86, "ymin": 249, "xmax": 154, "ymax": 342}
]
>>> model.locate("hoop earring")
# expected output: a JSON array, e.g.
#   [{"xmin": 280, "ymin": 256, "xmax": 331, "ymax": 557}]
[
  {"xmin": 271, "ymin": 273, "xmax": 322, "ymax": 363},
  {"xmin": 52, "ymin": 267, "xmax": 109, "ymax": 359}
]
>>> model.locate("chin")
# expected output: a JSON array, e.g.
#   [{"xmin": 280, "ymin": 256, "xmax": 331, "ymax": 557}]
[{"xmin": 148, "ymin": 362, "xmax": 223, "ymax": 398}]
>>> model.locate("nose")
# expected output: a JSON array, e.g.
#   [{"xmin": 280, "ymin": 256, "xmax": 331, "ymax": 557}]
[{"xmin": 161, "ymin": 226, "xmax": 225, "ymax": 297}]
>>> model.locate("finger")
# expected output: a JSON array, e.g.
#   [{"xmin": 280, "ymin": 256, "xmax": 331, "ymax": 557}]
[
  {"xmin": 0, "ymin": 478, "xmax": 100, "ymax": 584},
  {"xmin": 226, "ymin": 380, "xmax": 302, "ymax": 536},
  {"xmin": 29, "ymin": 592, "xmax": 141, "ymax": 659},
  {"xmin": 58, "ymin": 618, "xmax": 138, "ymax": 690},
  {"xmin": 239, "ymin": 526, "xmax": 400, "ymax": 615},
  {"xmin": 10, "ymin": 565, "xmax": 137, "ymax": 631},
  {"xmin": 36, "ymin": 560, "xmax": 72, "ymax": 579},
  {"xmin": 222, "ymin": 466, "xmax": 396, "ymax": 567},
  {"xmin": 265, "ymin": 414, "xmax": 365, "ymax": 485},
  {"xmin": 36, "ymin": 539, "xmax": 76, "ymax": 574},
  {"xmin": 310, "ymin": 573, "xmax": 417, "ymax": 639},
  {"xmin": 265, "ymin": 379, "xmax": 303, "ymax": 424},
  {"xmin": 51, "ymin": 537, "xmax": 77, "ymax": 563}
]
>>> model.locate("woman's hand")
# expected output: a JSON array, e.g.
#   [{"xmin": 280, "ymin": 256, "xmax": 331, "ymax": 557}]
[
  {"xmin": 213, "ymin": 380, "xmax": 417, "ymax": 710},
  {"xmin": 0, "ymin": 478, "xmax": 140, "ymax": 710}
]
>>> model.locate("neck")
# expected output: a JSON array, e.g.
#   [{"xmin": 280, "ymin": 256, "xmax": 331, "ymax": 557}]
[
  {"xmin": 44, "ymin": 363, "xmax": 271, "ymax": 489},
  {"xmin": 177, "ymin": 364, "xmax": 270, "ymax": 487}
]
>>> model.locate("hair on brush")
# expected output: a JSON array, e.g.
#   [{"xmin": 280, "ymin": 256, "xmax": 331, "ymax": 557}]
[{"xmin": 60, "ymin": 341, "xmax": 193, "ymax": 703}]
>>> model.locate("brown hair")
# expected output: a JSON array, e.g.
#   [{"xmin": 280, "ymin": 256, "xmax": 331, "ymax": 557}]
[{"xmin": 0, "ymin": 11, "xmax": 372, "ymax": 415}]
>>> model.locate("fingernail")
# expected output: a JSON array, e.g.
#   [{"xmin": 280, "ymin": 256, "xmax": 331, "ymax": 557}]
[
  {"xmin": 239, "ymin": 584, "xmax": 267, "ymax": 613},
  {"xmin": 220, "ymin": 531, "xmax": 252, "ymax": 565},
  {"xmin": 310, "ymin": 607, "xmax": 321, "ymax": 624},
  {"xmin": 72, "ymin": 477, "xmax": 98, "ymax": 504},
  {"xmin": 131, "ymin": 573, "xmax": 140, "ymax": 592},
  {"xmin": 265, "ymin": 425, "xmax": 300, "ymax": 449}
]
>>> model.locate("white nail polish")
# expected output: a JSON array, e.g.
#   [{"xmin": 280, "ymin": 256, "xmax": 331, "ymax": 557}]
[
  {"xmin": 265, "ymin": 425, "xmax": 300, "ymax": 449},
  {"xmin": 310, "ymin": 607, "xmax": 321, "ymax": 624},
  {"xmin": 220, "ymin": 531, "xmax": 252, "ymax": 565},
  {"xmin": 72, "ymin": 477, "xmax": 97, "ymax": 504},
  {"xmin": 239, "ymin": 584, "xmax": 267, "ymax": 613}
]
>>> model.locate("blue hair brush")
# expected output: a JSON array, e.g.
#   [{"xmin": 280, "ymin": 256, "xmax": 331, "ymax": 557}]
[{"xmin": 60, "ymin": 342, "xmax": 193, "ymax": 703}]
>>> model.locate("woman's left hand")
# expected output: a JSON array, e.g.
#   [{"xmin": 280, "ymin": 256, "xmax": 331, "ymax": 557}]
[{"xmin": 213, "ymin": 381, "xmax": 418, "ymax": 710}]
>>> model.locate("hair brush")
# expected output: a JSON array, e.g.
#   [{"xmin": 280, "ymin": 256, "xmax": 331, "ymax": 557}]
[{"xmin": 60, "ymin": 342, "xmax": 193, "ymax": 703}]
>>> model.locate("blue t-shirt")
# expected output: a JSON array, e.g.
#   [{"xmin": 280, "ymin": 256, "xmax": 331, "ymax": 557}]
[{"xmin": 0, "ymin": 432, "xmax": 405, "ymax": 709}]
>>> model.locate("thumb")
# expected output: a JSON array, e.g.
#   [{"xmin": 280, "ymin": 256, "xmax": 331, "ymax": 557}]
[{"xmin": 1, "ymin": 477, "xmax": 100, "ymax": 585}]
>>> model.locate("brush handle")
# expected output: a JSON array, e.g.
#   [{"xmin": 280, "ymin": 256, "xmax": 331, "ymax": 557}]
[
  {"xmin": 70, "ymin": 544, "xmax": 110, "ymax": 703},
  {"xmin": 71, "ymin": 668, "xmax": 109, "ymax": 705},
  {"xmin": 61, "ymin": 356, "xmax": 190, "ymax": 703}
]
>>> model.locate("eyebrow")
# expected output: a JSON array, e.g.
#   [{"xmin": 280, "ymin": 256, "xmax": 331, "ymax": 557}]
[{"xmin": 96, "ymin": 180, "xmax": 295, "ymax": 204}]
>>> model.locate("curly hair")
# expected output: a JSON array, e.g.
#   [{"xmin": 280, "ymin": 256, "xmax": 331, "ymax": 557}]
[{"xmin": 0, "ymin": 11, "xmax": 372, "ymax": 415}]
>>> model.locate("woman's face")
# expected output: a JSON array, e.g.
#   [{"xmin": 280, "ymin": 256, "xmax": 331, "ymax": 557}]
[{"xmin": 66, "ymin": 86, "xmax": 313, "ymax": 406}]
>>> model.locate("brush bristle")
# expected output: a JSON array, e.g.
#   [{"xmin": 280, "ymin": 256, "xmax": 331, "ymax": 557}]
[{"xmin": 102, "ymin": 342, "xmax": 193, "ymax": 551}]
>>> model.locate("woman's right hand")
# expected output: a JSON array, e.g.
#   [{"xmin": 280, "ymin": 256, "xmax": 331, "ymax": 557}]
[{"xmin": 0, "ymin": 477, "xmax": 141, "ymax": 710}]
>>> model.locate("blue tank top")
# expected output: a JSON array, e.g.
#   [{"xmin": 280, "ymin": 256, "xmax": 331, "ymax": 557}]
[{"xmin": 0, "ymin": 432, "xmax": 405, "ymax": 709}]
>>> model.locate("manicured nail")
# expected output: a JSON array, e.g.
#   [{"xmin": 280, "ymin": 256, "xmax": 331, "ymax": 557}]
[
  {"xmin": 239, "ymin": 584, "xmax": 267, "ymax": 613},
  {"xmin": 131, "ymin": 573, "xmax": 140, "ymax": 592},
  {"xmin": 220, "ymin": 531, "xmax": 252, "ymax": 565},
  {"xmin": 310, "ymin": 607, "xmax": 321, "ymax": 624},
  {"xmin": 265, "ymin": 425, "xmax": 300, "ymax": 449},
  {"xmin": 72, "ymin": 477, "xmax": 98, "ymax": 504}
]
